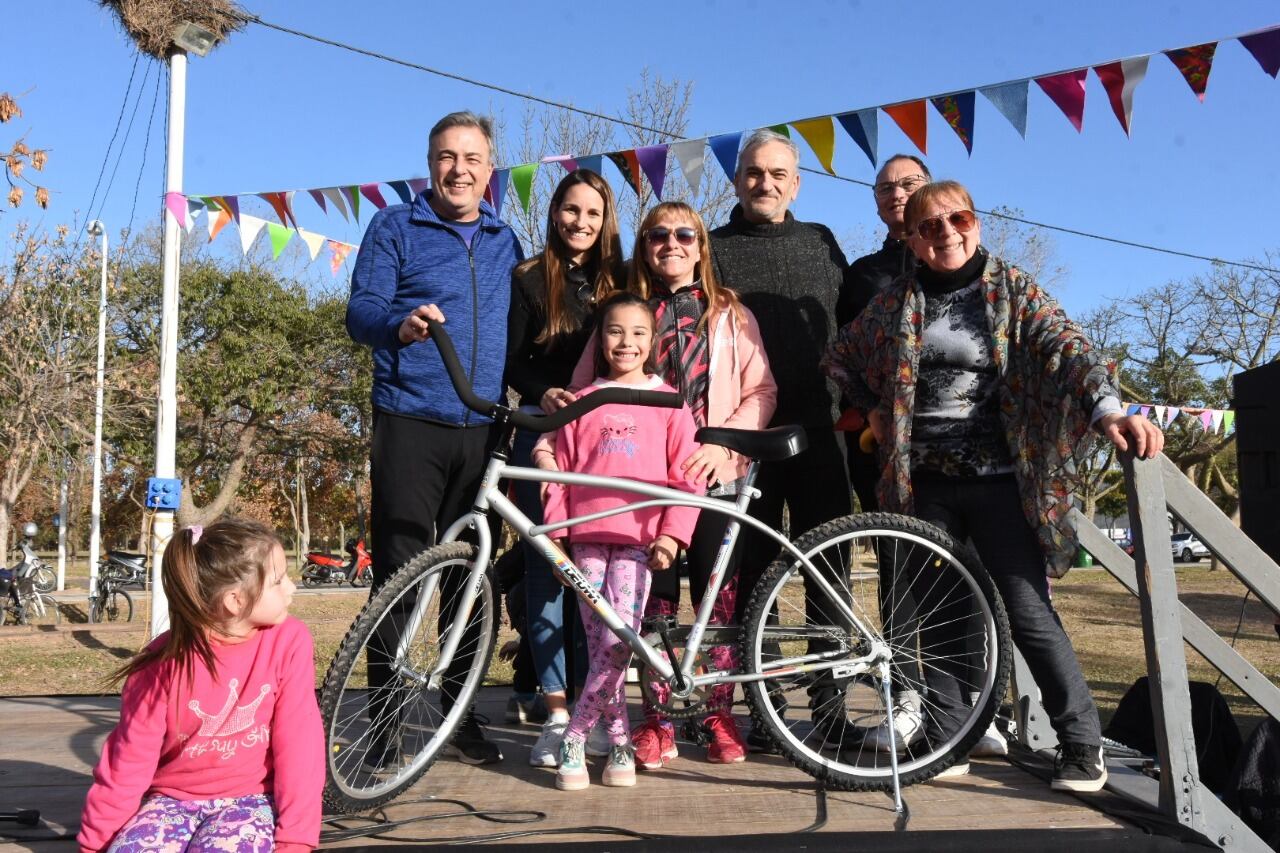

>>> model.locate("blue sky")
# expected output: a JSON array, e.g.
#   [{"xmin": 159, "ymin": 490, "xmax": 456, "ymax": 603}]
[{"xmin": 7, "ymin": 0, "xmax": 1279, "ymax": 314}]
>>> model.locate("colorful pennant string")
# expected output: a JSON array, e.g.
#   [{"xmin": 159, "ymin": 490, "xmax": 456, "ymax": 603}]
[
  {"xmin": 931, "ymin": 92, "xmax": 975, "ymax": 154},
  {"xmin": 1165, "ymin": 43, "xmax": 1217, "ymax": 101},
  {"xmin": 1035, "ymin": 69, "xmax": 1088, "ymax": 132},
  {"xmin": 882, "ymin": 101, "xmax": 927, "ymax": 154},
  {"xmin": 836, "ymin": 110, "xmax": 877, "ymax": 166},
  {"xmin": 791, "ymin": 117, "xmax": 837, "ymax": 174},
  {"xmin": 980, "ymin": 81, "xmax": 1029, "ymax": 137},
  {"xmin": 1095, "ymin": 57, "xmax": 1150, "ymax": 136}
]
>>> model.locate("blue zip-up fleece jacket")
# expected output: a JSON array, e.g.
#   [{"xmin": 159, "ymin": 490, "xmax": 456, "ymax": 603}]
[{"xmin": 346, "ymin": 191, "xmax": 523, "ymax": 425}]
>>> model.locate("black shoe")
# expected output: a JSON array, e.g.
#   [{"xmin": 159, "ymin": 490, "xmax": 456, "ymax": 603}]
[
  {"xmin": 746, "ymin": 726, "xmax": 782, "ymax": 755},
  {"xmin": 448, "ymin": 712, "xmax": 504, "ymax": 765},
  {"xmin": 811, "ymin": 710, "xmax": 865, "ymax": 751},
  {"xmin": 1051, "ymin": 742, "xmax": 1107, "ymax": 792},
  {"xmin": 362, "ymin": 735, "xmax": 402, "ymax": 773}
]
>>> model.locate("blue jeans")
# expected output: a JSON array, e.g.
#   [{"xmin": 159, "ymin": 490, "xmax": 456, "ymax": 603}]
[{"xmin": 512, "ymin": 427, "xmax": 586, "ymax": 695}]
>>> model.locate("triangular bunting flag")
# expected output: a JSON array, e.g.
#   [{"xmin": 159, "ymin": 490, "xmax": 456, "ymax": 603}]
[
  {"xmin": 198, "ymin": 195, "xmax": 221, "ymax": 212},
  {"xmin": 164, "ymin": 191, "xmax": 187, "ymax": 228},
  {"xmin": 542, "ymin": 154, "xmax": 578, "ymax": 173},
  {"xmin": 308, "ymin": 189, "xmax": 327, "ymax": 215},
  {"xmin": 1140, "ymin": 405, "xmax": 1152, "ymax": 418},
  {"xmin": 670, "ymin": 139, "xmax": 706, "ymax": 191},
  {"xmin": 577, "ymin": 154, "xmax": 604, "ymax": 176},
  {"xmin": 407, "ymin": 178, "xmax": 430, "ymax": 197},
  {"xmin": 1094, "ymin": 56, "xmax": 1149, "ymax": 136},
  {"xmin": 606, "ymin": 150, "xmax": 642, "ymax": 196},
  {"xmin": 320, "ymin": 187, "xmax": 349, "ymax": 222},
  {"xmin": 635, "ymin": 144, "xmax": 669, "ymax": 200},
  {"xmin": 1166, "ymin": 406, "xmax": 1181, "ymax": 427},
  {"xmin": 836, "ymin": 110, "xmax": 878, "ymax": 166},
  {"xmin": 344, "ymin": 186, "xmax": 361, "ymax": 222},
  {"xmin": 387, "ymin": 180, "xmax": 412, "ymax": 205},
  {"xmin": 1239, "ymin": 27, "xmax": 1280, "ymax": 78},
  {"xmin": 1035, "ymin": 69, "xmax": 1087, "ymax": 132},
  {"xmin": 882, "ymin": 101, "xmax": 927, "ymax": 155},
  {"xmin": 185, "ymin": 198, "xmax": 204, "ymax": 227},
  {"xmin": 1222, "ymin": 410, "xmax": 1236, "ymax": 433},
  {"xmin": 220, "ymin": 195, "xmax": 240, "ymax": 223},
  {"xmin": 510, "ymin": 163, "xmax": 538, "ymax": 213},
  {"xmin": 266, "ymin": 222, "xmax": 293, "ymax": 260},
  {"xmin": 708, "ymin": 132, "xmax": 743, "ymax": 182},
  {"xmin": 791, "ymin": 117, "xmax": 837, "ymax": 174},
  {"xmin": 1199, "ymin": 410, "xmax": 1214, "ymax": 431},
  {"xmin": 328, "ymin": 240, "xmax": 354, "ymax": 276},
  {"xmin": 297, "ymin": 228, "xmax": 326, "ymax": 261},
  {"xmin": 258, "ymin": 191, "xmax": 297, "ymax": 229},
  {"xmin": 1210, "ymin": 409, "xmax": 1224, "ymax": 433},
  {"xmin": 360, "ymin": 183, "xmax": 387, "ymax": 211},
  {"xmin": 1126, "ymin": 403, "xmax": 1141, "ymax": 416},
  {"xmin": 980, "ymin": 81, "xmax": 1029, "ymax": 138},
  {"xmin": 1155, "ymin": 405, "xmax": 1167, "ymax": 425},
  {"xmin": 767, "ymin": 124, "xmax": 790, "ymax": 138},
  {"xmin": 484, "ymin": 168, "xmax": 510, "ymax": 215},
  {"xmin": 930, "ymin": 92, "xmax": 975, "ymax": 155},
  {"xmin": 237, "ymin": 214, "xmax": 267, "ymax": 256},
  {"xmin": 207, "ymin": 206, "xmax": 232, "ymax": 242},
  {"xmin": 1165, "ymin": 43, "xmax": 1217, "ymax": 102}
]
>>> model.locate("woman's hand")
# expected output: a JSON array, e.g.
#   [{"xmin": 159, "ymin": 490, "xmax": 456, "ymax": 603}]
[
  {"xmin": 398, "ymin": 304, "xmax": 446, "ymax": 344},
  {"xmin": 681, "ymin": 444, "xmax": 732, "ymax": 486},
  {"xmin": 649, "ymin": 535, "xmax": 679, "ymax": 572},
  {"xmin": 540, "ymin": 387, "xmax": 577, "ymax": 414},
  {"xmin": 1098, "ymin": 413, "xmax": 1164, "ymax": 460}
]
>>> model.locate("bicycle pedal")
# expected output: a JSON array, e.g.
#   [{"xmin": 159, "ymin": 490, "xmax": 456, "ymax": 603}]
[{"xmin": 641, "ymin": 614, "xmax": 679, "ymax": 635}]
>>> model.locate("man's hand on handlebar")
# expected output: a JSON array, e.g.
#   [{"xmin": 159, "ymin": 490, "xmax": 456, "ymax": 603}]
[{"xmin": 399, "ymin": 304, "xmax": 446, "ymax": 344}]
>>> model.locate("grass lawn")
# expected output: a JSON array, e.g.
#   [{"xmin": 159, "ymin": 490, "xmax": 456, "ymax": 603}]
[{"xmin": 3, "ymin": 563, "xmax": 1274, "ymax": 739}]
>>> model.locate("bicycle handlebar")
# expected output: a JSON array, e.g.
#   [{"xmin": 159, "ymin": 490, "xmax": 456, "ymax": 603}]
[{"xmin": 425, "ymin": 317, "xmax": 683, "ymax": 433}]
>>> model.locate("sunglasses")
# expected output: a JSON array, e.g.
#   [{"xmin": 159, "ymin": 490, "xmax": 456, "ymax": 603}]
[
  {"xmin": 913, "ymin": 209, "xmax": 977, "ymax": 241},
  {"xmin": 873, "ymin": 174, "xmax": 928, "ymax": 198},
  {"xmin": 644, "ymin": 226, "xmax": 698, "ymax": 247}
]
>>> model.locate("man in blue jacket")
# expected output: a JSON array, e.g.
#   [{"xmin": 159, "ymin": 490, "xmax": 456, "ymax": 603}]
[{"xmin": 347, "ymin": 110, "xmax": 523, "ymax": 767}]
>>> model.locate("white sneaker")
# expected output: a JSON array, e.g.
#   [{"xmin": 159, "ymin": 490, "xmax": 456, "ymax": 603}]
[
  {"xmin": 586, "ymin": 719, "xmax": 611, "ymax": 757},
  {"xmin": 934, "ymin": 761, "xmax": 971, "ymax": 779},
  {"xmin": 530, "ymin": 719, "xmax": 567, "ymax": 768},
  {"xmin": 863, "ymin": 700, "xmax": 924, "ymax": 753},
  {"xmin": 971, "ymin": 720, "xmax": 1009, "ymax": 757}
]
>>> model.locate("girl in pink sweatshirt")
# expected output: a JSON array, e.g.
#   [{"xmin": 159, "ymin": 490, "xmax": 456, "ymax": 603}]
[
  {"xmin": 78, "ymin": 518, "xmax": 324, "ymax": 853},
  {"xmin": 534, "ymin": 291, "xmax": 702, "ymax": 791}
]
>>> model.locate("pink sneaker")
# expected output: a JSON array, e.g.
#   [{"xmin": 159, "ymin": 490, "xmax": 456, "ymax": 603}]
[
  {"xmin": 631, "ymin": 721, "xmax": 677, "ymax": 770},
  {"xmin": 705, "ymin": 712, "xmax": 746, "ymax": 764}
]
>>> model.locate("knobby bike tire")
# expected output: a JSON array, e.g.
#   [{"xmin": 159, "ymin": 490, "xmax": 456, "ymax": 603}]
[
  {"xmin": 741, "ymin": 512, "xmax": 1011, "ymax": 792},
  {"xmin": 91, "ymin": 589, "xmax": 134, "ymax": 623},
  {"xmin": 319, "ymin": 542, "xmax": 496, "ymax": 813},
  {"xmin": 32, "ymin": 566, "xmax": 55, "ymax": 594}
]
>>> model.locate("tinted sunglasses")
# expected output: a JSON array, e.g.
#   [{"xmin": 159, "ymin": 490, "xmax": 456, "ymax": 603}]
[
  {"xmin": 914, "ymin": 209, "xmax": 977, "ymax": 241},
  {"xmin": 644, "ymin": 226, "xmax": 698, "ymax": 247}
]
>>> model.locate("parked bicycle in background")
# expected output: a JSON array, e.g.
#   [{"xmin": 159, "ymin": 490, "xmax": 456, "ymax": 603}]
[
  {"xmin": 6, "ymin": 523, "xmax": 55, "ymax": 594},
  {"xmin": 1, "ymin": 524, "xmax": 62, "ymax": 626},
  {"xmin": 88, "ymin": 562, "xmax": 135, "ymax": 623}
]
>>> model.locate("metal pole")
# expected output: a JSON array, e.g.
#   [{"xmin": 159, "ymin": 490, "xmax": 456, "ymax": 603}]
[
  {"xmin": 56, "ymin": 472, "xmax": 67, "ymax": 590},
  {"xmin": 87, "ymin": 221, "xmax": 108, "ymax": 599},
  {"xmin": 150, "ymin": 50, "xmax": 186, "ymax": 636}
]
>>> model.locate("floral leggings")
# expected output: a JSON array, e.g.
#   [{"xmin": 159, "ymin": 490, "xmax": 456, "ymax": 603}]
[
  {"xmin": 107, "ymin": 793, "xmax": 274, "ymax": 852},
  {"xmin": 564, "ymin": 543, "xmax": 652, "ymax": 747}
]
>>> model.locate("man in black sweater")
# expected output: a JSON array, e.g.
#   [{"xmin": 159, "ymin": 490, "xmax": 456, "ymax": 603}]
[
  {"xmin": 836, "ymin": 154, "xmax": 930, "ymax": 514},
  {"xmin": 709, "ymin": 129, "xmax": 855, "ymax": 748}
]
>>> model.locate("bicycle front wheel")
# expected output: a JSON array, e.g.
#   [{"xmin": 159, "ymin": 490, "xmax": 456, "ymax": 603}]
[
  {"xmin": 741, "ymin": 513, "xmax": 1010, "ymax": 791},
  {"xmin": 319, "ymin": 542, "xmax": 496, "ymax": 813},
  {"xmin": 25, "ymin": 593, "xmax": 63, "ymax": 626},
  {"xmin": 91, "ymin": 589, "xmax": 134, "ymax": 623},
  {"xmin": 32, "ymin": 566, "xmax": 55, "ymax": 594}
]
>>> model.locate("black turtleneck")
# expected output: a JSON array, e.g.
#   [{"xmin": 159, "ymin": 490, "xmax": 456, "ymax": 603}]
[
  {"xmin": 709, "ymin": 204, "xmax": 849, "ymax": 428},
  {"xmin": 839, "ymin": 235, "xmax": 916, "ymax": 327},
  {"xmin": 916, "ymin": 248, "xmax": 987, "ymax": 294}
]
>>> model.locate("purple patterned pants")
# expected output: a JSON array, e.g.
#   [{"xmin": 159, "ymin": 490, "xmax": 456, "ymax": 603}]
[
  {"xmin": 565, "ymin": 543, "xmax": 652, "ymax": 746},
  {"xmin": 106, "ymin": 793, "xmax": 274, "ymax": 852}
]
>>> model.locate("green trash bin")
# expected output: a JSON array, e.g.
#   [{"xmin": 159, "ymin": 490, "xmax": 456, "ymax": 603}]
[{"xmin": 1074, "ymin": 547, "xmax": 1094, "ymax": 568}]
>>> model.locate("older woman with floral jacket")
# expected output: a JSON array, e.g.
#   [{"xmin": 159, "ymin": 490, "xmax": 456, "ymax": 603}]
[{"xmin": 822, "ymin": 179, "xmax": 1161, "ymax": 793}]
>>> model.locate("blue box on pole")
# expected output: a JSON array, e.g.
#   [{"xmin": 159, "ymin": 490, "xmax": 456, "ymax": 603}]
[{"xmin": 146, "ymin": 477, "xmax": 182, "ymax": 510}]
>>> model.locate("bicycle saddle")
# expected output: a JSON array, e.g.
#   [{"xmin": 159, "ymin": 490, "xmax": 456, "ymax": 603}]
[{"xmin": 694, "ymin": 424, "xmax": 808, "ymax": 461}]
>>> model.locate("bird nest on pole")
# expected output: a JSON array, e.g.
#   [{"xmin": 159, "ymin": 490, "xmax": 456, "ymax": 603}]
[{"xmin": 98, "ymin": 0, "xmax": 246, "ymax": 60}]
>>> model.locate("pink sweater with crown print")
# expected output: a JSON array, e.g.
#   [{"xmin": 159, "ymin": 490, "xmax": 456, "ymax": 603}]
[
  {"xmin": 538, "ymin": 378, "xmax": 702, "ymax": 547},
  {"xmin": 78, "ymin": 616, "xmax": 324, "ymax": 853}
]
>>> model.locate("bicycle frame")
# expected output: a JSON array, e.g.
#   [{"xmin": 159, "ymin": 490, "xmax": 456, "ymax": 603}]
[{"xmin": 399, "ymin": 447, "xmax": 884, "ymax": 696}]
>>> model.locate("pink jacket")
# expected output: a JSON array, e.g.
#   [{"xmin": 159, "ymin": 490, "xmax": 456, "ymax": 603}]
[
  {"xmin": 538, "ymin": 378, "xmax": 702, "ymax": 547},
  {"xmin": 571, "ymin": 300, "xmax": 777, "ymax": 482}
]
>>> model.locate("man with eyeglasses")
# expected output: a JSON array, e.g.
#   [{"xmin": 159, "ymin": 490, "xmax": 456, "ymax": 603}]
[
  {"xmin": 836, "ymin": 155, "xmax": 930, "ymax": 516},
  {"xmin": 708, "ymin": 128, "xmax": 857, "ymax": 752}
]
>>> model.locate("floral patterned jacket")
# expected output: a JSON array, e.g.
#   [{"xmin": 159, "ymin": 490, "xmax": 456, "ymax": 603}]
[{"xmin": 821, "ymin": 251, "xmax": 1116, "ymax": 577}]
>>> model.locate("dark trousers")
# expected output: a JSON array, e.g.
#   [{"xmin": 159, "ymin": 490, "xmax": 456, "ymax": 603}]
[
  {"xmin": 367, "ymin": 412, "xmax": 498, "ymax": 728},
  {"xmin": 735, "ymin": 427, "xmax": 852, "ymax": 703},
  {"xmin": 844, "ymin": 432, "xmax": 880, "ymax": 515},
  {"xmin": 650, "ymin": 495, "xmax": 742, "ymax": 607},
  {"xmin": 911, "ymin": 474, "xmax": 1101, "ymax": 746}
]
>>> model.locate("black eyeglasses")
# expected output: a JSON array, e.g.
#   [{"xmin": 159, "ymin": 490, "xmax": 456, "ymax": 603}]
[
  {"xmin": 644, "ymin": 226, "xmax": 697, "ymax": 247},
  {"xmin": 873, "ymin": 174, "xmax": 928, "ymax": 198},
  {"xmin": 913, "ymin": 209, "xmax": 977, "ymax": 241}
]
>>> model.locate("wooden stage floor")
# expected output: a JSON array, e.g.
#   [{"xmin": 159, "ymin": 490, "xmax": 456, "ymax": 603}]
[{"xmin": 0, "ymin": 687, "xmax": 1199, "ymax": 852}]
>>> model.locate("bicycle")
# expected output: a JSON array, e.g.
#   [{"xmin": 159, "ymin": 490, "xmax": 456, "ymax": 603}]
[
  {"xmin": 0, "ymin": 566, "xmax": 62, "ymax": 627},
  {"xmin": 319, "ymin": 319, "xmax": 1012, "ymax": 813},
  {"xmin": 87, "ymin": 565, "xmax": 135, "ymax": 623}
]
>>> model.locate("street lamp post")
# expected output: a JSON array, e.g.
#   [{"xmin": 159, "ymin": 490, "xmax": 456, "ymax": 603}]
[{"xmin": 86, "ymin": 219, "xmax": 108, "ymax": 600}]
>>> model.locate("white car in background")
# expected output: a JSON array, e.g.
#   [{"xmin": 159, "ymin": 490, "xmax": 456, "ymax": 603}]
[{"xmin": 1170, "ymin": 532, "xmax": 1210, "ymax": 563}]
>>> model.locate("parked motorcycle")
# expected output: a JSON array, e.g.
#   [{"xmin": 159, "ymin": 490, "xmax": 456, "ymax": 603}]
[
  {"xmin": 301, "ymin": 538, "xmax": 371, "ymax": 588},
  {"xmin": 98, "ymin": 550, "xmax": 149, "ymax": 588},
  {"xmin": 5, "ymin": 523, "xmax": 55, "ymax": 594}
]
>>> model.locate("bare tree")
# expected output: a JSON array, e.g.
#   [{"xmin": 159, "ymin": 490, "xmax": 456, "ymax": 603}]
[{"xmin": 980, "ymin": 206, "xmax": 1067, "ymax": 288}]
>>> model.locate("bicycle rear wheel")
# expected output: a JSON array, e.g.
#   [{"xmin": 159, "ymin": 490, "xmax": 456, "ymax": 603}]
[
  {"xmin": 319, "ymin": 542, "xmax": 496, "ymax": 813},
  {"xmin": 25, "ymin": 593, "xmax": 63, "ymax": 626},
  {"xmin": 741, "ymin": 512, "xmax": 1010, "ymax": 791},
  {"xmin": 91, "ymin": 589, "xmax": 134, "ymax": 623}
]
